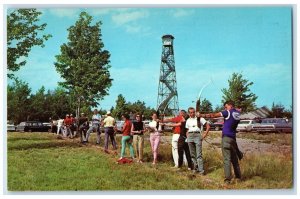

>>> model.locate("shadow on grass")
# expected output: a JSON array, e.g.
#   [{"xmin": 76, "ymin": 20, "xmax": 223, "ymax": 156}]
[
  {"xmin": 8, "ymin": 136, "xmax": 51, "ymax": 142},
  {"xmin": 8, "ymin": 139, "xmax": 84, "ymax": 151}
]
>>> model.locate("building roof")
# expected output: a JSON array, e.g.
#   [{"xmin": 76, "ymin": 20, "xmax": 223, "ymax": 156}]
[{"xmin": 240, "ymin": 106, "xmax": 270, "ymax": 119}]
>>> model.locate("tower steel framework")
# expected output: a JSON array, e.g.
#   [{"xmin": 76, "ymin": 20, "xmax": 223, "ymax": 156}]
[{"xmin": 156, "ymin": 35, "xmax": 179, "ymax": 116}]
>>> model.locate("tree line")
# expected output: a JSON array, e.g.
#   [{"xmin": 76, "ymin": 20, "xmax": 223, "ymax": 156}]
[{"xmin": 7, "ymin": 80, "xmax": 157, "ymax": 124}]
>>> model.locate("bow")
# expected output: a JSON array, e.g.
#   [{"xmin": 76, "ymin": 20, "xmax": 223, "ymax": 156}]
[{"xmin": 196, "ymin": 78, "xmax": 213, "ymax": 113}]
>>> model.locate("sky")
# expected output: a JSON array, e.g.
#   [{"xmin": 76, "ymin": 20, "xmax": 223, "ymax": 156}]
[{"xmin": 6, "ymin": 6, "xmax": 293, "ymax": 112}]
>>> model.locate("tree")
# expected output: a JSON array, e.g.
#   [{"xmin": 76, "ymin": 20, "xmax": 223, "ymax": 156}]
[
  {"xmin": 28, "ymin": 86, "xmax": 47, "ymax": 121},
  {"xmin": 7, "ymin": 79, "xmax": 31, "ymax": 123},
  {"xmin": 200, "ymin": 98, "xmax": 213, "ymax": 113},
  {"xmin": 55, "ymin": 12, "xmax": 112, "ymax": 117},
  {"xmin": 270, "ymin": 102, "xmax": 293, "ymax": 118},
  {"xmin": 7, "ymin": 9, "xmax": 51, "ymax": 78},
  {"xmin": 112, "ymin": 94, "xmax": 128, "ymax": 120},
  {"xmin": 221, "ymin": 72, "xmax": 257, "ymax": 112},
  {"xmin": 214, "ymin": 104, "xmax": 224, "ymax": 112}
]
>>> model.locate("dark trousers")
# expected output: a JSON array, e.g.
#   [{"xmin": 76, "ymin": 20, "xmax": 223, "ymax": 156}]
[
  {"xmin": 178, "ymin": 136, "xmax": 193, "ymax": 169},
  {"xmin": 222, "ymin": 136, "xmax": 242, "ymax": 181},
  {"xmin": 104, "ymin": 127, "xmax": 117, "ymax": 150},
  {"xmin": 79, "ymin": 124, "xmax": 88, "ymax": 142}
]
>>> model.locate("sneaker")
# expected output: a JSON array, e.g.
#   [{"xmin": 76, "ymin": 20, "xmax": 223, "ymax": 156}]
[
  {"xmin": 224, "ymin": 179, "xmax": 231, "ymax": 184},
  {"xmin": 188, "ymin": 167, "xmax": 192, "ymax": 171},
  {"xmin": 171, "ymin": 165, "xmax": 179, "ymax": 169}
]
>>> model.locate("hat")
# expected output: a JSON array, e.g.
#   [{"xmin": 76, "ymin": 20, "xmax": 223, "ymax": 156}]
[
  {"xmin": 81, "ymin": 113, "xmax": 85, "ymax": 115},
  {"xmin": 106, "ymin": 111, "xmax": 111, "ymax": 115},
  {"xmin": 66, "ymin": 114, "xmax": 69, "ymax": 116}
]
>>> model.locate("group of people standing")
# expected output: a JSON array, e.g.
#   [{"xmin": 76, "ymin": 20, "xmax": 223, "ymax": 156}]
[
  {"xmin": 117, "ymin": 100, "xmax": 242, "ymax": 184},
  {"xmin": 52, "ymin": 100, "xmax": 243, "ymax": 184}
]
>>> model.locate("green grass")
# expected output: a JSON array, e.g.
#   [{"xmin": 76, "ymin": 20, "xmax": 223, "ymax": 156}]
[{"xmin": 7, "ymin": 132, "xmax": 293, "ymax": 191}]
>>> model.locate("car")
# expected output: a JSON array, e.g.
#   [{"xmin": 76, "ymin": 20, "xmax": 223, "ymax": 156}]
[
  {"xmin": 115, "ymin": 120, "xmax": 125, "ymax": 133},
  {"xmin": 7, "ymin": 121, "xmax": 16, "ymax": 131},
  {"xmin": 143, "ymin": 120, "xmax": 150, "ymax": 128},
  {"xmin": 43, "ymin": 122, "xmax": 51, "ymax": 127},
  {"xmin": 16, "ymin": 121, "xmax": 51, "ymax": 132},
  {"xmin": 207, "ymin": 118, "xmax": 224, "ymax": 131},
  {"xmin": 237, "ymin": 119, "xmax": 258, "ymax": 132},
  {"xmin": 252, "ymin": 118, "xmax": 292, "ymax": 133}
]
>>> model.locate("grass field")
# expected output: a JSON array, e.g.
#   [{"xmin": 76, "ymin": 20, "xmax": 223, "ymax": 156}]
[{"xmin": 7, "ymin": 131, "xmax": 293, "ymax": 191}]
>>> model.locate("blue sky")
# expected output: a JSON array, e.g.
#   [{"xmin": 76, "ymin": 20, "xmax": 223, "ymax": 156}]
[{"xmin": 7, "ymin": 6, "xmax": 293, "ymax": 112}]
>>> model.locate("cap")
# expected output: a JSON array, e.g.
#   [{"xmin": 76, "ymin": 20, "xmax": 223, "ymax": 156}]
[{"xmin": 106, "ymin": 111, "xmax": 111, "ymax": 115}]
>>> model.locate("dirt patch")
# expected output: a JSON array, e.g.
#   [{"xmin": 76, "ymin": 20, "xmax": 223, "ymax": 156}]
[{"xmin": 203, "ymin": 137, "xmax": 292, "ymax": 156}]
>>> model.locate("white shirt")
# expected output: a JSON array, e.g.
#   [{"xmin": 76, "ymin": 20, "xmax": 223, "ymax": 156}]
[
  {"xmin": 103, "ymin": 116, "xmax": 115, "ymax": 127},
  {"xmin": 92, "ymin": 114, "xmax": 101, "ymax": 125},
  {"xmin": 185, "ymin": 117, "xmax": 207, "ymax": 132},
  {"xmin": 148, "ymin": 120, "xmax": 162, "ymax": 133},
  {"xmin": 57, "ymin": 119, "xmax": 64, "ymax": 127}
]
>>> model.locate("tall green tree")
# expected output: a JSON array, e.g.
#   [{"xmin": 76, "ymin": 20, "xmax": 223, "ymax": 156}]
[
  {"xmin": 55, "ymin": 12, "xmax": 112, "ymax": 117},
  {"xmin": 7, "ymin": 79, "xmax": 31, "ymax": 123},
  {"xmin": 221, "ymin": 72, "xmax": 257, "ymax": 112},
  {"xmin": 200, "ymin": 98, "xmax": 213, "ymax": 113},
  {"xmin": 127, "ymin": 100, "xmax": 155, "ymax": 120},
  {"xmin": 7, "ymin": 9, "xmax": 51, "ymax": 78},
  {"xmin": 28, "ymin": 86, "xmax": 47, "ymax": 121},
  {"xmin": 112, "ymin": 94, "xmax": 128, "ymax": 120}
]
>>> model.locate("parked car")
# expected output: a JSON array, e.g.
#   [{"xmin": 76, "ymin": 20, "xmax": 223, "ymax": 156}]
[
  {"xmin": 16, "ymin": 121, "xmax": 51, "ymax": 132},
  {"xmin": 207, "ymin": 118, "xmax": 224, "ymax": 131},
  {"xmin": 115, "ymin": 120, "xmax": 125, "ymax": 133},
  {"xmin": 7, "ymin": 121, "xmax": 16, "ymax": 131},
  {"xmin": 237, "ymin": 119, "xmax": 258, "ymax": 132},
  {"xmin": 43, "ymin": 122, "xmax": 51, "ymax": 127},
  {"xmin": 143, "ymin": 120, "xmax": 150, "ymax": 128},
  {"xmin": 252, "ymin": 118, "xmax": 292, "ymax": 133}
]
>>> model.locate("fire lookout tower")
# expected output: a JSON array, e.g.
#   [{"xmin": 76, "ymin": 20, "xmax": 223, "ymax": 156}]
[{"xmin": 156, "ymin": 34, "xmax": 179, "ymax": 116}]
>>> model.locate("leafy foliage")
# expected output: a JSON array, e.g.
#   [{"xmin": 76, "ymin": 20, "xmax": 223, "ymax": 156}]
[
  {"xmin": 54, "ymin": 12, "xmax": 112, "ymax": 113},
  {"xmin": 111, "ymin": 94, "xmax": 155, "ymax": 120},
  {"xmin": 7, "ymin": 82, "xmax": 79, "ymax": 124},
  {"xmin": 221, "ymin": 72, "xmax": 258, "ymax": 112},
  {"xmin": 270, "ymin": 102, "xmax": 292, "ymax": 119},
  {"xmin": 7, "ymin": 79, "xmax": 31, "ymax": 123},
  {"xmin": 199, "ymin": 98, "xmax": 213, "ymax": 113},
  {"xmin": 7, "ymin": 9, "xmax": 51, "ymax": 78}
]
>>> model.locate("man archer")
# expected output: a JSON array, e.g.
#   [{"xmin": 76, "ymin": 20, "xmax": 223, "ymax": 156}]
[{"xmin": 197, "ymin": 100, "xmax": 243, "ymax": 184}]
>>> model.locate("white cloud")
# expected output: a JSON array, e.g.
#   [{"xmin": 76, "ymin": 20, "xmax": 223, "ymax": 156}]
[
  {"xmin": 89, "ymin": 8, "xmax": 133, "ymax": 16},
  {"xmin": 124, "ymin": 24, "xmax": 142, "ymax": 33},
  {"xmin": 170, "ymin": 9, "xmax": 195, "ymax": 18},
  {"xmin": 112, "ymin": 10, "xmax": 149, "ymax": 26},
  {"xmin": 89, "ymin": 8, "xmax": 114, "ymax": 16},
  {"xmin": 49, "ymin": 8, "xmax": 80, "ymax": 18}
]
